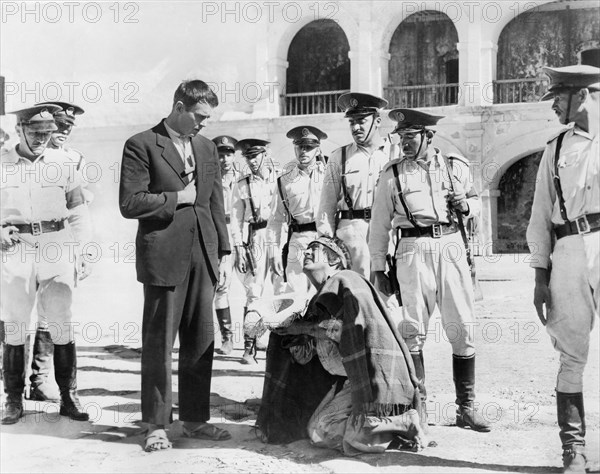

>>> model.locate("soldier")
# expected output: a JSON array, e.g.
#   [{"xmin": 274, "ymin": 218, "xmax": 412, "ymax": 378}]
[
  {"xmin": 25, "ymin": 101, "xmax": 88, "ymax": 402},
  {"xmin": 231, "ymin": 139, "xmax": 282, "ymax": 364},
  {"xmin": 35, "ymin": 102, "xmax": 92, "ymax": 202},
  {"xmin": 1, "ymin": 105, "xmax": 92, "ymax": 424},
  {"xmin": 268, "ymin": 126, "xmax": 327, "ymax": 300},
  {"xmin": 369, "ymin": 108, "xmax": 490, "ymax": 433},
  {"xmin": 317, "ymin": 92, "xmax": 394, "ymax": 278},
  {"xmin": 527, "ymin": 65, "xmax": 599, "ymax": 474},
  {"xmin": 212, "ymin": 135, "xmax": 238, "ymax": 355}
]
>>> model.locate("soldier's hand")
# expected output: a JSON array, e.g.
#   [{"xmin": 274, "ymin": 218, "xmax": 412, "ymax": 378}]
[
  {"xmin": 373, "ymin": 270, "xmax": 393, "ymax": 297},
  {"xmin": 234, "ymin": 246, "xmax": 247, "ymax": 273},
  {"xmin": 177, "ymin": 177, "xmax": 197, "ymax": 205},
  {"xmin": 1, "ymin": 226, "xmax": 20, "ymax": 251},
  {"xmin": 447, "ymin": 190, "xmax": 469, "ymax": 214},
  {"xmin": 77, "ymin": 256, "xmax": 93, "ymax": 280},
  {"xmin": 533, "ymin": 283, "xmax": 551, "ymax": 326},
  {"xmin": 271, "ymin": 253, "xmax": 283, "ymax": 276}
]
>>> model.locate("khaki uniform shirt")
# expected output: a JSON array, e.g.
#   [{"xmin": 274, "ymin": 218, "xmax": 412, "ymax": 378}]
[
  {"xmin": 267, "ymin": 161, "xmax": 325, "ymax": 245},
  {"xmin": 231, "ymin": 167, "xmax": 277, "ymax": 246},
  {"xmin": 369, "ymin": 149, "xmax": 479, "ymax": 272},
  {"xmin": 317, "ymin": 138, "xmax": 393, "ymax": 237},
  {"xmin": 527, "ymin": 125, "xmax": 600, "ymax": 269}
]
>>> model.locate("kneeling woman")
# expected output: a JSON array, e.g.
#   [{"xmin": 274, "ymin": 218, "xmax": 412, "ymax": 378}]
[{"xmin": 256, "ymin": 236, "xmax": 427, "ymax": 455}]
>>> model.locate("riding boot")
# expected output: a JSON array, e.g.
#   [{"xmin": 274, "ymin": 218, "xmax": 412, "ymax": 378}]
[
  {"xmin": 411, "ymin": 351, "xmax": 428, "ymax": 428},
  {"xmin": 216, "ymin": 307, "xmax": 233, "ymax": 355},
  {"xmin": 1, "ymin": 344, "xmax": 25, "ymax": 425},
  {"xmin": 28, "ymin": 329, "xmax": 60, "ymax": 401},
  {"xmin": 54, "ymin": 342, "xmax": 89, "ymax": 421},
  {"xmin": 453, "ymin": 354, "xmax": 491, "ymax": 432},
  {"xmin": 557, "ymin": 391, "xmax": 586, "ymax": 473}
]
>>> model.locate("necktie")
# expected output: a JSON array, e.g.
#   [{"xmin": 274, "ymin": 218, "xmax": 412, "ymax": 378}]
[{"xmin": 180, "ymin": 135, "xmax": 195, "ymax": 177}]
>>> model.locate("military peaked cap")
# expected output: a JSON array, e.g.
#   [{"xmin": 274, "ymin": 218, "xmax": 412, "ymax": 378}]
[
  {"xmin": 236, "ymin": 138, "xmax": 270, "ymax": 157},
  {"xmin": 212, "ymin": 135, "xmax": 238, "ymax": 152},
  {"xmin": 286, "ymin": 126, "xmax": 327, "ymax": 146},
  {"xmin": 389, "ymin": 108, "xmax": 445, "ymax": 132},
  {"xmin": 338, "ymin": 92, "xmax": 388, "ymax": 118},
  {"xmin": 540, "ymin": 65, "xmax": 600, "ymax": 101},
  {"xmin": 9, "ymin": 105, "xmax": 61, "ymax": 132},
  {"xmin": 35, "ymin": 101, "xmax": 84, "ymax": 125}
]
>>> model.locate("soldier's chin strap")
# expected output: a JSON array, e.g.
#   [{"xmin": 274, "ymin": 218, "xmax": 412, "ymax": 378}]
[
  {"xmin": 17, "ymin": 124, "xmax": 36, "ymax": 158},
  {"xmin": 415, "ymin": 129, "xmax": 428, "ymax": 159},
  {"xmin": 564, "ymin": 90, "xmax": 574, "ymax": 124},
  {"xmin": 357, "ymin": 113, "xmax": 378, "ymax": 146}
]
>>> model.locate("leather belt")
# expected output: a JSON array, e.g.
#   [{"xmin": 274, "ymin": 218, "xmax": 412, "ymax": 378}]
[
  {"xmin": 398, "ymin": 223, "xmax": 457, "ymax": 239},
  {"xmin": 554, "ymin": 213, "xmax": 600, "ymax": 240},
  {"xmin": 249, "ymin": 220, "xmax": 268, "ymax": 231},
  {"xmin": 339, "ymin": 208, "xmax": 371, "ymax": 220},
  {"xmin": 4, "ymin": 220, "xmax": 65, "ymax": 236},
  {"xmin": 225, "ymin": 215, "xmax": 231, "ymax": 225},
  {"xmin": 290, "ymin": 222, "xmax": 317, "ymax": 233}
]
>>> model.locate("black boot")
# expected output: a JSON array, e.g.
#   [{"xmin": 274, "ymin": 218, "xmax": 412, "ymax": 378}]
[
  {"xmin": 54, "ymin": 342, "xmax": 89, "ymax": 421},
  {"xmin": 216, "ymin": 307, "xmax": 233, "ymax": 355},
  {"xmin": 557, "ymin": 392, "xmax": 587, "ymax": 473},
  {"xmin": 28, "ymin": 329, "xmax": 59, "ymax": 402},
  {"xmin": 241, "ymin": 306, "xmax": 256, "ymax": 365},
  {"xmin": 1, "ymin": 344, "xmax": 25, "ymax": 425},
  {"xmin": 411, "ymin": 351, "xmax": 428, "ymax": 428},
  {"xmin": 453, "ymin": 354, "xmax": 490, "ymax": 432}
]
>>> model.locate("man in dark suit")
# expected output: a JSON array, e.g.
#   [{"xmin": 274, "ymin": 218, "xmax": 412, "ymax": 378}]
[{"xmin": 119, "ymin": 80, "xmax": 231, "ymax": 452}]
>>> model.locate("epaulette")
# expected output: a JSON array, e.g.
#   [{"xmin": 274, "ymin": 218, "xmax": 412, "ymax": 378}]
[
  {"xmin": 381, "ymin": 157, "xmax": 404, "ymax": 173},
  {"xmin": 546, "ymin": 125, "xmax": 573, "ymax": 144}
]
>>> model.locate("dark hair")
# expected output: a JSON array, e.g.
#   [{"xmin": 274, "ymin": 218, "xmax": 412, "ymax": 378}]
[{"xmin": 173, "ymin": 80, "xmax": 218, "ymax": 109}]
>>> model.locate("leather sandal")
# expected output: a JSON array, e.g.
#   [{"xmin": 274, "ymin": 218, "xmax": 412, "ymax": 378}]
[{"xmin": 144, "ymin": 428, "xmax": 172, "ymax": 452}]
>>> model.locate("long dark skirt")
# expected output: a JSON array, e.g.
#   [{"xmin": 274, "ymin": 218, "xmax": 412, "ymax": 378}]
[{"xmin": 256, "ymin": 332, "xmax": 345, "ymax": 444}]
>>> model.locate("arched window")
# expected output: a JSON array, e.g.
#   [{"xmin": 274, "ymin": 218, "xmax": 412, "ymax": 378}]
[
  {"xmin": 495, "ymin": 1, "xmax": 600, "ymax": 103},
  {"xmin": 283, "ymin": 20, "xmax": 350, "ymax": 115},
  {"xmin": 386, "ymin": 10, "xmax": 459, "ymax": 108},
  {"xmin": 495, "ymin": 151, "xmax": 543, "ymax": 253}
]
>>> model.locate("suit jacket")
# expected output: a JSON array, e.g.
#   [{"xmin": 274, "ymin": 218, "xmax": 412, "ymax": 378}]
[{"xmin": 119, "ymin": 120, "xmax": 230, "ymax": 286}]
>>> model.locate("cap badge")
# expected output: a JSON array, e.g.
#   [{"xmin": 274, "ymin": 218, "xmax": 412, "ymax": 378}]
[
  {"xmin": 40, "ymin": 109, "xmax": 51, "ymax": 118},
  {"xmin": 350, "ymin": 98, "xmax": 359, "ymax": 107},
  {"xmin": 221, "ymin": 137, "xmax": 229, "ymax": 144},
  {"xmin": 397, "ymin": 112, "xmax": 405, "ymax": 122},
  {"xmin": 66, "ymin": 107, "xmax": 75, "ymax": 116},
  {"xmin": 302, "ymin": 128, "xmax": 310, "ymax": 137}
]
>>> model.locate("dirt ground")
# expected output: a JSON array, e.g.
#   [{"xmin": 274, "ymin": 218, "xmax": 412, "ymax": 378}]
[{"xmin": 1, "ymin": 253, "xmax": 599, "ymax": 474}]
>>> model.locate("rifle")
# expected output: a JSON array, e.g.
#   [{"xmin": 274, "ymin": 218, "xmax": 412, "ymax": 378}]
[
  {"xmin": 385, "ymin": 253, "xmax": 402, "ymax": 306},
  {"xmin": 244, "ymin": 226, "xmax": 257, "ymax": 277},
  {"xmin": 443, "ymin": 155, "xmax": 483, "ymax": 301}
]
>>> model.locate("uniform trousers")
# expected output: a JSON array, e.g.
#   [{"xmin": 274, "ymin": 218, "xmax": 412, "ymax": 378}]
[
  {"xmin": 1, "ymin": 229, "xmax": 76, "ymax": 345},
  {"xmin": 547, "ymin": 233, "xmax": 599, "ymax": 393},
  {"xmin": 238, "ymin": 227, "xmax": 285, "ymax": 305},
  {"xmin": 335, "ymin": 219, "xmax": 370, "ymax": 278},
  {"xmin": 141, "ymin": 231, "xmax": 216, "ymax": 425},
  {"xmin": 395, "ymin": 231, "xmax": 475, "ymax": 357},
  {"xmin": 214, "ymin": 223, "xmax": 233, "ymax": 310}
]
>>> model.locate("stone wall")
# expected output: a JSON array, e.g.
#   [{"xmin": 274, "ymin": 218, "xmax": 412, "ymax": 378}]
[{"xmin": 498, "ymin": 7, "xmax": 600, "ymax": 78}]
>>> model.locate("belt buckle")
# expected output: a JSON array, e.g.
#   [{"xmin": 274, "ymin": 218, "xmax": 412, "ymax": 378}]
[
  {"xmin": 576, "ymin": 215, "xmax": 590, "ymax": 234},
  {"xmin": 432, "ymin": 224, "xmax": 442, "ymax": 238},
  {"xmin": 363, "ymin": 208, "xmax": 371, "ymax": 220},
  {"xmin": 31, "ymin": 221, "xmax": 42, "ymax": 236}
]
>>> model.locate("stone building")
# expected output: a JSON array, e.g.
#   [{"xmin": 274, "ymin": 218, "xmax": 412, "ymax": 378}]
[{"xmin": 1, "ymin": 0, "xmax": 598, "ymax": 252}]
